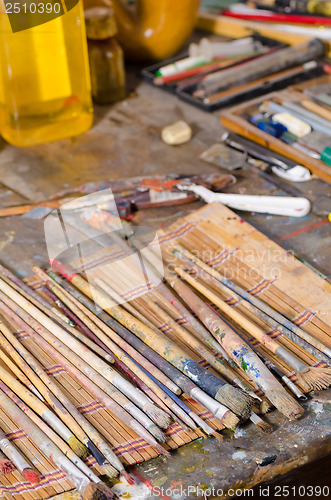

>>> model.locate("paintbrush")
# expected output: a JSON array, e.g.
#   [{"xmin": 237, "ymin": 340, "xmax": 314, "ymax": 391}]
[
  {"xmin": 0, "ymin": 363, "xmax": 90, "ymax": 459},
  {"xmin": 34, "ymin": 267, "xmax": 181, "ymax": 397},
  {"xmin": 0, "ymin": 279, "xmax": 170, "ymax": 434},
  {"xmin": 0, "ymin": 297, "xmax": 170, "ymax": 459},
  {"xmin": 175, "ymin": 266, "xmax": 326, "ymax": 391},
  {"xmin": 195, "ymin": 39, "xmax": 325, "ymax": 97},
  {"xmin": 0, "ymin": 378, "xmax": 114, "ymax": 483},
  {"xmin": 0, "ymin": 388, "xmax": 115, "ymax": 500},
  {"xmin": 168, "ymin": 270, "xmax": 303, "ymax": 420},
  {"xmin": 42, "ymin": 270, "xmax": 239, "ymax": 430},
  {"xmin": 0, "ymin": 428, "xmax": 40, "ymax": 484},
  {"xmin": 0, "ymin": 264, "xmax": 74, "ymax": 326},
  {"xmin": 173, "ymin": 251, "xmax": 331, "ymax": 391},
  {"xmin": 175, "ymin": 247, "xmax": 331, "ymax": 364},
  {"xmin": 129, "ymin": 291, "xmax": 252, "ymax": 420},
  {"xmin": 0, "ymin": 291, "xmax": 167, "ymax": 448},
  {"xmin": 0, "ymin": 321, "xmax": 123, "ymax": 479},
  {"xmin": 43, "ymin": 284, "xmax": 195, "ymax": 431},
  {"xmin": 49, "ymin": 260, "xmax": 254, "ymax": 427}
]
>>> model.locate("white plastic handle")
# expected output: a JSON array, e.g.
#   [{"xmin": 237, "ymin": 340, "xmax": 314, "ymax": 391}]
[{"xmin": 179, "ymin": 185, "xmax": 311, "ymax": 217}]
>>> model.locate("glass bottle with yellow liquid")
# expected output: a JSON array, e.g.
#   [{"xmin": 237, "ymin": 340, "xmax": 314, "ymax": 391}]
[{"xmin": 0, "ymin": 0, "xmax": 93, "ymax": 147}]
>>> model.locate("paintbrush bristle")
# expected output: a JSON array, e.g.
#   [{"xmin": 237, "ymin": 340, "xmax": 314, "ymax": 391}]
[
  {"xmin": 266, "ymin": 389, "xmax": 304, "ymax": 420},
  {"xmin": 212, "ymin": 431, "xmax": 222, "ymax": 441},
  {"xmin": 297, "ymin": 367, "xmax": 331, "ymax": 392},
  {"xmin": 0, "ymin": 458, "xmax": 15, "ymax": 475},
  {"xmin": 122, "ymin": 471, "xmax": 135, "ymax": 485},
  {"xmin": 68, "ymin": 436, "xmax": 90, "ymax": 459},
  {"xmin": 256, "ymin": 421, "xmax": 273, "ymax": 434},
  {"xmin": 148, "ymin": 424, "xmax": 166, "ymax": 443},
  {"xmin": 22, "ymin": 468, "xmax": 41, "ymax": 484},
  {"xmin": 101, "ymin": 463, "xmax": 118, "ymax": 479},
  {"xmin": 260, "ymin": 398, "xmax": 273, "ymax": 414},
  {"xmin": 215, "ymin": 385, "xmax": 253, "ymax": 421},
  {"xmin": 154, "ymin": 443, "xmax": 171, "ymax": 458},
  {"xmin": 84, "ymin": 482, "xmax": 114, "ymax": 500},
  {"xmin": 220, "ymin": 410, "xmax": 239, "ymax": 431},
  {"xmin": 144, "ymin": 403, "xmax": 172, "ymax": 429}
]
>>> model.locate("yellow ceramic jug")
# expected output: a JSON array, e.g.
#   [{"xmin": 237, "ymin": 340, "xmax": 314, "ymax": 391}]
[{"xmin": 83, "ymin": 0, "xmax": 201, "ymax": 61}]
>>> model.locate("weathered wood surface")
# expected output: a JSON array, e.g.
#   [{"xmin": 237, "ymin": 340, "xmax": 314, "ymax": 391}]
[{"xmin": 0, "ymin": 59, "xmax": 330, "ymax": 498}]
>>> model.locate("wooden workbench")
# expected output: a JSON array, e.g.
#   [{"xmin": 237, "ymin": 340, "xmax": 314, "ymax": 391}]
[{"xmin": 0, "ymin": 61, "xmax": 330, "ymax": 499}]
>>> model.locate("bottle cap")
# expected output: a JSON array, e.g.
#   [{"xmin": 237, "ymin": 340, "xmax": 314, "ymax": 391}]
[{"xmin": 85, "ymin": 7, "xmax": 118, "ymax": 40}]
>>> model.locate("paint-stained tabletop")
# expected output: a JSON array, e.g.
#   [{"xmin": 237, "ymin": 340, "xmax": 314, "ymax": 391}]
[{"xmin": 0, "ymin": 54, "xmax": 330, "ymax": 498}]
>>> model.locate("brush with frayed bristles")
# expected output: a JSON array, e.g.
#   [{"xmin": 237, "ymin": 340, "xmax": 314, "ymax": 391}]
[
  {"xmin": 83, "ymin": 482, "xmax": 114, "ymax": 500},
  {"xmin": 143, "ymin": 403, "xmax": 172, "ymax": 429},
  {"xmin": 215, "ymin": 385, "xmax": 254, "ymax": 421},
  {"xmin": 147, "ymin": 424, "xmax": 166, "ymax": 443},
  {"xmin": 266, "ymin": 389, "xmax": 303, "ymax": 420},
  {"xmin": 296, "ymin": 367, "xmax": 331, "ymax": 392},
  {"xmin": 100, "ymin": 463, "xmax": 118, "ymax": 480},
  {"xmin": 22, "ymin": 468, "xmax": 41, "ymax": 484},
  {"xmin": 68, "ymin": 436, "xmax": 90, "ymax": 459},
  {"xmin": 220, "ymin": 410, "xmax": 240, "ymax": 431},
  {"xmin": 250, "ymin": 412, "xmax": 273, "ymax": 434}
]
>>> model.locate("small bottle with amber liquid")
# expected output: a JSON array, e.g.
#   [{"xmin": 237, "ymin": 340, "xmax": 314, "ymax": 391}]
[{"xmin": 85, "ymin": 7, "xmax": 125, "ymax": 105}]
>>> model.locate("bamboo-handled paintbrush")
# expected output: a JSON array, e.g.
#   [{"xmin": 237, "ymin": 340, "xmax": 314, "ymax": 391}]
[
  {"xmin": 132, "ymin": 292, "xmax": 253, "ymax": 420},
  {"xmin": 0, "ymin": 297, "xmax": 170, "ymax": 458},
  {"xmin": 0, "ymin": 428, "xmax": 40, "ymax": 483},
  {"xmin": 174, "ymin": 247, "xmax": 331, "ymax": 364},
  {"xmin": 0, "ymin": 321, "xmax": 124, "ymax": 479},
  {"xmin": 44, "ymin": 269, "xmax": 241, "ymax": 430},
  {"xmin": 93, "ymin": 272, "xmax": 253, "ymax": 420},
  {"xmin": 173, "ymin": 255, "xmax": 331, "ymax": 392},
  {"xmin": 49, "ymin": 260, "xmax": 253, "ymax": 426},
  {"xmin": 0, "ymin": 388, "xmax": 115, "ymax": 500},
  {"xmin": 168, "ymin": 271, "xmax": 304, "ymax": 420},
  {"xmin": 0, "ymin": 363, "xmax": 90, "ymax": 459},
  {"xmin": 129, "ymin": 294, "xmax": 272, "ymax": 432},
  {"xmin": 0, "ymin": 379, "xmax": 114, "ymax": 483},
  {"xmin": 0, "ymin": 280, "xmax": 170, "ymax": 440},
  {"xmin": 42, "ymin": 283, "xmax": 184, "ymax": 426},
  {"xmin": 34, "ymin": 266, "xmax": 181, "ymax": 397}
]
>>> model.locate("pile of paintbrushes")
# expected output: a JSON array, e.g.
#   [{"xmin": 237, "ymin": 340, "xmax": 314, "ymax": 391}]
[{"xmin": 0, "ymin": 213, "xmax": 330, "ymax": 496}]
